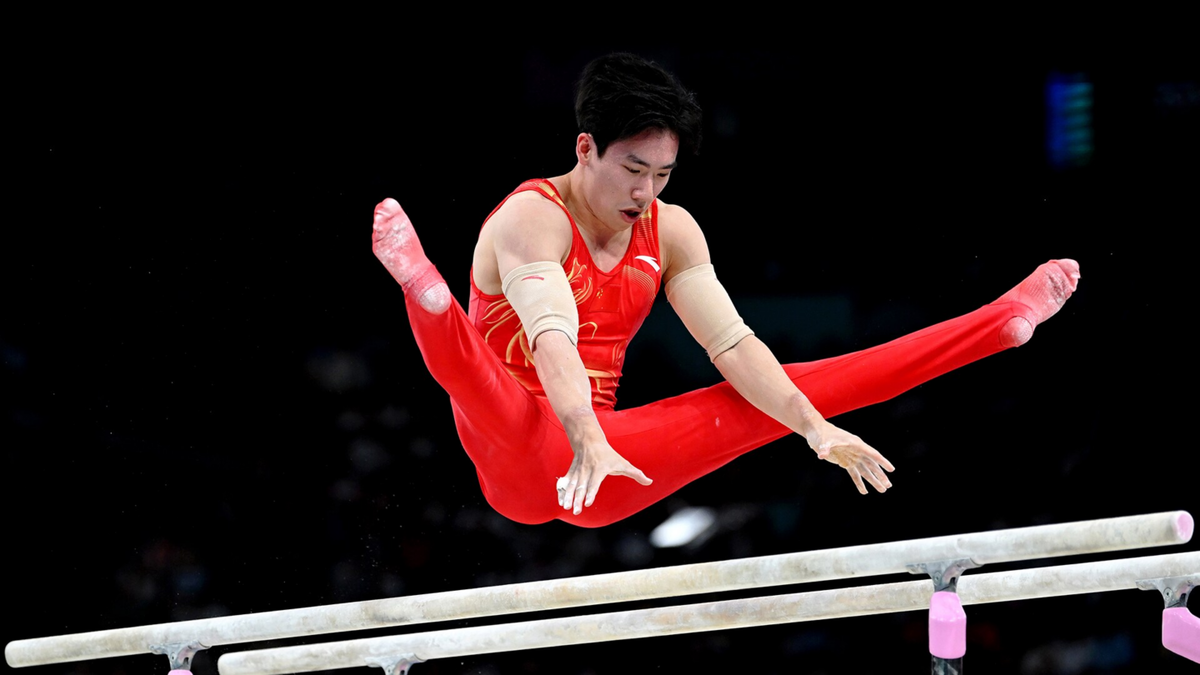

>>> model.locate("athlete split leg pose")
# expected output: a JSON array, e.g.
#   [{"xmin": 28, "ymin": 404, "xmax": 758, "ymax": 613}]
[
  {"xmin": 371, "ymin": 52, "xmax": 1079, "ymax": 528},
  {"xmin": 372, "ymin": 196, "xmax": 1078, "ymax": 528}
]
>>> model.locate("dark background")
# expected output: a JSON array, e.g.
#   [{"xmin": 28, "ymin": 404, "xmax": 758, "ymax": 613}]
[{"xmin": 5, "ymin": 32, "xmax": 1198, "ymax": 675}]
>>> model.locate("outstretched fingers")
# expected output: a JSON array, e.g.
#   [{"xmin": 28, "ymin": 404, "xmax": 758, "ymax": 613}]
[
  {"xmin": 847, "ymin": 465, "xmax": 867, "ymax": 495},
  {"xmin": 595, "ymin": 464, "xmax": 652, "ymax": 508},
  {"xmin": 556, "ymin": 453, "xmax": 653, "ymax": 515},
  {"xmin": 557, "ymin": 473, "xmax": 579, "ymax": 512},
  {"xmin": 855, "ymin": 455, "xmax": 893, "ymax": 494},
  {"xmin": 557, "ymin": 469, "xmax": 592, "ymax": 515},
  {"xmin": 815, "ymin": 431, "xmax": 895, "ymax": 495},
  {"xmin": 583, "ymin": 473, "xmax": 605, "ymax": 509},
  {"xmin": 563, "ymin": 471, "xmax": 598, "ymax": 515},
  {"xmin": 621, "ymin": 465, "xmax": 654, "ymax": 486}
]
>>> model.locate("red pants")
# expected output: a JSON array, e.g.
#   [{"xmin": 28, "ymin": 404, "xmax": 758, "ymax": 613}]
[{"xmin": 405, "ymin": 270, "xmax": 1031, "ymax": 528}]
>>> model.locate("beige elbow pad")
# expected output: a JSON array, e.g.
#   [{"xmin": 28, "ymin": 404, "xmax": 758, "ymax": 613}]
[
  {"xmin": 502, "ymin": 261, "xmax": 579, "ymax": 349},
  {"xmin": 666, "ymin": 263, "xmax": 754, "ymax": 361}
]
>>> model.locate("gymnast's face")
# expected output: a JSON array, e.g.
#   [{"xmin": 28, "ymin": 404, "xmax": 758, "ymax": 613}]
[{"xmin": 577, "ymin": 128, "xmax": 678, "ymax": 231}]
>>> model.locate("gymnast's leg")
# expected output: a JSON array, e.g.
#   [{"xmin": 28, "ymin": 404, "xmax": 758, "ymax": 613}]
[
  {"xmin": 559, "ymin": 260, "xmax": 1080, "ymax": 527},
  {"xmin": 372, "ymin": 198, "xmax": 570, "ymax": 524},
  {"xmin": 784, "ymin": 259, "xmax": 1080, "ymax": 419}
]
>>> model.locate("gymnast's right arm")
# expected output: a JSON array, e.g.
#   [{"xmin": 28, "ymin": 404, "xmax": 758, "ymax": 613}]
[
  {"xmin": 481, "ymin": 198, "xmax": 652, "ymax": 516},
  {"xmin": 659, "ymin": 202, "xmax": 894, "ymax": 495}
]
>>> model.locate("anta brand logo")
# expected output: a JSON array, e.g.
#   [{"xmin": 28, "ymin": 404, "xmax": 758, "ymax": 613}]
[{"xmin": 634, "ymin": 256, "xmax": 660, "ymax": 272}]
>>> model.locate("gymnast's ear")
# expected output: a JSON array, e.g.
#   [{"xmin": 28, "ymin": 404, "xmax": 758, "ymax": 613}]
[{"xmin": 576, "ymin": 133, "xmax": 595, "ymax": 164}]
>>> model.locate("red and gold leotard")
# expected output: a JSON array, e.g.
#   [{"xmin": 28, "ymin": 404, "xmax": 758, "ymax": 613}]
[{"xmin": 467, "ymin": 179, "xmax": 662, "ymax": 411}]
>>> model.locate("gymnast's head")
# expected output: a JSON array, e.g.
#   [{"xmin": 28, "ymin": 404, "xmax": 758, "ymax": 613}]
[{"xmin": 574, "ymin": 52, "xmax": 703, "ymax": 160}]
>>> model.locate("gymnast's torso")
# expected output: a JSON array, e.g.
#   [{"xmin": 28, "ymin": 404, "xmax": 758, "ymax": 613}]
[{"xmin": 468, "ymin": 178, "xmax": 662, "ymax": 411}]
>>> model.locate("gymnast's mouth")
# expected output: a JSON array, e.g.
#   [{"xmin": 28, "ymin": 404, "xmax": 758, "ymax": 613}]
[{"xmin": 620, "ymin": 209, "xmax": 642, "ymax": 222}]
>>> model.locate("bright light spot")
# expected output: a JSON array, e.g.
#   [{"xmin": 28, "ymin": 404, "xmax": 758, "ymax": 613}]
[{"xmin": 650, "ymin": 507, "xmax": 717, "ymax": 548}]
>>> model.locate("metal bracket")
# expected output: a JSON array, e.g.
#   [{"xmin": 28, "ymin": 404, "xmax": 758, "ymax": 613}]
[
  {"xmin": 1135, "ymin": 575, "xmax": 1197, "ymax": 609},
  {"xmin": 906, "ymin": 558, "xmax": 981, "ymax": 592},
  {"xmin": 365, "ymin": 653, "xmax": 425, "ymax": 675},
  {"xmin": 149, "ymin": 641, "xmax": 208, "ymax": 672}
]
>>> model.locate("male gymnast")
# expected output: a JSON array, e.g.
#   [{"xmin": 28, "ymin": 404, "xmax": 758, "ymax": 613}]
[{"xmin": 371, "ymin": 52, "xmax": 1079, "ymax": 528}]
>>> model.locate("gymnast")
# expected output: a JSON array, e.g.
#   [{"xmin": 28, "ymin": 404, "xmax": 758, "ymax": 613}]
[{"xmin": 371, "ymin": 52, "xmax": 1079, "ymax": 528}]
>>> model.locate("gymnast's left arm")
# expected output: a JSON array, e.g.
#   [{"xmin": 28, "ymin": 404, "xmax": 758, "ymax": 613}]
[{"xmin": 658, "ymin": 203, "xmax": 895, "ymax": 495}]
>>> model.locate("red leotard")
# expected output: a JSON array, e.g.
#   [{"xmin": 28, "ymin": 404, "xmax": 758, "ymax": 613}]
[
  {"xmin": 468, "ymin": 179, "xmax": 660, "ymax": 411},
  {"xmin": 402, "ymin": 180, "xmax": 1035, "ymax": 527}
]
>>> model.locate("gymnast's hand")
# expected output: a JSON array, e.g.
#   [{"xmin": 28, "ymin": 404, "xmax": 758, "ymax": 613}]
[
  {"xmin": 805, "ymin": 420, "xmax": 894, "ymax": 495},
  {"xmin": 557, "ymin": 427, "xmax": 653, "ymax": 515}
]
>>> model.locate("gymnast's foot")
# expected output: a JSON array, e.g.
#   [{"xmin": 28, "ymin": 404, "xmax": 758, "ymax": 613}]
[
  {"xmin": 995, "ymin": 259, "xmax": 1080, "ymax": 348},
  {"xmin": 372, "ymin": 198, "xmax": 452, "ymax": 314}
]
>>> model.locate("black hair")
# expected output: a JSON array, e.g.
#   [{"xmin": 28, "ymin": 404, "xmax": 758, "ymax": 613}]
[{"xmin": 574, "ymin": 52, "xmax": 702, "ymax": 159}]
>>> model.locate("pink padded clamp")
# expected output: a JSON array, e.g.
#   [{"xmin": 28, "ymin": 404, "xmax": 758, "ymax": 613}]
[
  {"xmin": 1162, "ymin": 607, "xmax": 1200, "ymax": 664},
  {"xmin": 929, "ymin": 590, "xmax": 967, "ymax": 659},
  {"xmin": 1136, "ymin": 564, "xmax": 1197, "ymax": 666},
  {"xmin": 168, "ymin": 671, "xmax": 192, "ymax": 675}
]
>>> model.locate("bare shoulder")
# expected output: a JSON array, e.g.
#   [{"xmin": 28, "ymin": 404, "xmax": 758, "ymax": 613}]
[
  {"xmin": 657, "ymin": 200, "xmax": 711, "ymax": 281},
  {"xmin": 484, "ymin": 191, "xmax": 573, "ymax": 258},
  {"xmin": 474, "ymin": 190, "xmax": 574, "ymax": 294}
]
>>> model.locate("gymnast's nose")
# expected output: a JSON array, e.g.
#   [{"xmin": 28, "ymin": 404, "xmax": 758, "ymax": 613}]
[{"xmin": 631, "ymin": 173, "xmax": 654, "ymax": 203}]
